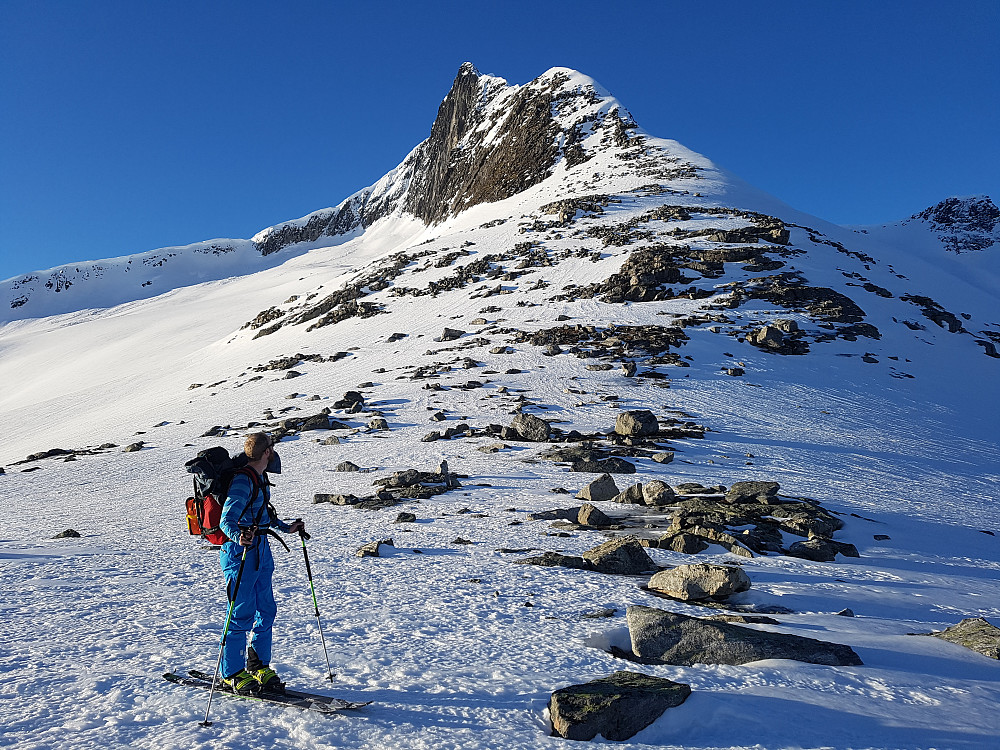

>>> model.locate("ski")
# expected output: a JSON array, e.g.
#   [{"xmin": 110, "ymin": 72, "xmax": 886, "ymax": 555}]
[{"xmin": 163, "ymin": 671, "xmax": 372, "ymax": 714}]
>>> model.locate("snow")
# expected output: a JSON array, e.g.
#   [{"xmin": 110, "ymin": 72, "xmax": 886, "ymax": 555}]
[{"xmin": 2, "ymin": 68, "xmax": 999, "ymax": 749}]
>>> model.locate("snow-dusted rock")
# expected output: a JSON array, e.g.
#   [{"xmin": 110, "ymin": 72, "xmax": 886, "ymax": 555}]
[
  {"xmin": 626, "ymin": 606, "xmax": 864, "ymax": 666},
  {"xmin": 614, "ymin": 410, "xmax": 659, "ymax": 436},
  {"xmin": 647, "ymin": 563, "xmax": 751, "ymax": 601}
]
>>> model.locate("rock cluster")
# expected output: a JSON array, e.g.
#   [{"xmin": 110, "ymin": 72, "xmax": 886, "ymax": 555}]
[
  {"xmin": 516, "ymin": 535, "xmax": 655, "ymax": 576},
  {"xmin": 314, "ymin": 464, "xmax": 464, "ymax": 509}
]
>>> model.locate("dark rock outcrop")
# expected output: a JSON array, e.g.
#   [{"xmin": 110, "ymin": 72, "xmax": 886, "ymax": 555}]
[
  {"xmin": 549, "ymin": 671, "xmax": 691, "ymax": 741},
  {"xmin": 916, "ymin": 617, "xmax": 1000, "ymax": 659}
]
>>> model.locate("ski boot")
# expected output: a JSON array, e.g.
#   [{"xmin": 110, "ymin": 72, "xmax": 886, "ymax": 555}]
[
  {"xmin": 247, "ymin": 646, "xmax": 285, "ymax": 693},
  {"xmin": 222, "ymin": 669, "xmax": 259, "ymax": 696}
]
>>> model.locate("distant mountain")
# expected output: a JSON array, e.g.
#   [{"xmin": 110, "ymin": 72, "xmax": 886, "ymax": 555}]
[{"xmin": 2, "ymin": 65, "xmax": 998, "ymax": 364}]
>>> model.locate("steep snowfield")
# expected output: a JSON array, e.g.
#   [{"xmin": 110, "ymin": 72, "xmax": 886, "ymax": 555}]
[{"xmin": 2, "ymin": 66, "xmax": 999, "ymax": 749}]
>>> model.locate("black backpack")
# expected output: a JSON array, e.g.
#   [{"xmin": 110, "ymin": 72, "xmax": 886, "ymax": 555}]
[{"xmin": 184, "ymin": 447, "xmax": 259, "ymax": 544}]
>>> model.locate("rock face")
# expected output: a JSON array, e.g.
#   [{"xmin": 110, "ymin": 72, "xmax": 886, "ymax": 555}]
[
  {"xmin": 626, "ymin": 606, "xmax": 864, "ymax": 666},
  {"xmin": 919, "ymin": 617, "xmax": 1000, "ymax": 659},
  {"xmin": 614, "ymin": 410, "xmax": 659, "ymax": 436},
  {"xmin": 914, "ymin": 195, "xmax": 1000, "ymax": 254},
  {"xmin": 647, "ymin": 563, "xmax": 751, "ymax": 601},
  {"xmin": 549, "ymin": 671, "xmax": 691, "ymax": 741},
  {"xmin": 583, "ymin": 536, "xmax": 656, "ymax": 575},
  {"xmin": 405, "ymin": 64, "xmax": 563, "ymax": 225}
]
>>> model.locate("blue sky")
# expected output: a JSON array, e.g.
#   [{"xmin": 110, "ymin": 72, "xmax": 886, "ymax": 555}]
[{"xmin": 2, "ymin": 0, "xmax": 997, "ymax": 282}]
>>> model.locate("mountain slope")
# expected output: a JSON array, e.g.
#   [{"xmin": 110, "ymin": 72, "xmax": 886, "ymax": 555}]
[{"xmin": 1, "ymin": 65, "xmax": 999, "ymax": 750}]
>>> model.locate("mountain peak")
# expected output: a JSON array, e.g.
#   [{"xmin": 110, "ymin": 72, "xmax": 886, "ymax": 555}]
[{"xmin": 912, "ymin": 195, "xmax": 999, "ymax": 253}]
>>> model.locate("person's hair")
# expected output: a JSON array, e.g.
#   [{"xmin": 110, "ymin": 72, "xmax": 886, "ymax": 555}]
[{"xmin": 244, "ymin": 432, "xmax": 272, "ymax": 461}]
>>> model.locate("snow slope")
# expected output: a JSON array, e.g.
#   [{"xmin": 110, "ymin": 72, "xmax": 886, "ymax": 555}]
[{"xmin": 1, "ymin": 65, "xmax": 999, "ymax": 750}]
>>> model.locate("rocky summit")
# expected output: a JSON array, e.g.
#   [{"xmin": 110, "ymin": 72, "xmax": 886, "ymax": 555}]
[{"xmin": 1, "ymin": 64, "xmax": 998, "ymax": 749}]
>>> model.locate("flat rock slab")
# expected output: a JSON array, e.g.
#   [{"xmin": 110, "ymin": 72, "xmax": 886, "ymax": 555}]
[
  {"xmin": 549, "ymin": 670, "xmax": 691, "ymax": 741},
  {"xmin": 626, "ymin": 605, "xmax": 863, "ymax": 666},
  {"xmin": 917, "ymin": 617, "xmax": 1000, "ymax": 659}
]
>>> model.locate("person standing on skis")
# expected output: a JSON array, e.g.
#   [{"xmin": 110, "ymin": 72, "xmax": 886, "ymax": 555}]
[{"xmin": 219, "ymin": 432, "xmax": 305, "ymax": 695}]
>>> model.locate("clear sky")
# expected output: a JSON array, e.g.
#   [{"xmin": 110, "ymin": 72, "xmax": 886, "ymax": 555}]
[{"xmin": 2, "ymin": 0, "xmax": 997, "ymax": 282}]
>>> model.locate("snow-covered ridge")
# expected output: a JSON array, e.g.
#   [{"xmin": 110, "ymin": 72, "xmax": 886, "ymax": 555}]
[{"xmin": 1, "ymin": 64, "xmax": 714, "ymax": 323}]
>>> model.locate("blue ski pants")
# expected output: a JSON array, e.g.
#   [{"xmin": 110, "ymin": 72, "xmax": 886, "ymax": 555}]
[{"xmin": 220, "ymin": 540, "xmax": 277, "ymax": 678}]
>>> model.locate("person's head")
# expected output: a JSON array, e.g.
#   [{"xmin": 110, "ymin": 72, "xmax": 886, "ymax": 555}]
[{"xmin": 244, "ymin": 432, "xmax": 273, "ymax": 463}]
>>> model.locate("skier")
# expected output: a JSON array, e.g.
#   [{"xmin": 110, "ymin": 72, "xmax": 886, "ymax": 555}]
[{"xmin": 219, "ymin": 432, "xmax": 305, "ymax": 695}]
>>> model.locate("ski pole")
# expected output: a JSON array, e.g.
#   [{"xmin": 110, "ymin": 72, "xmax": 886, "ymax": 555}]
[
  {"xmin": 297, "ymin": 526, "xmax": 335, "ymax": 681},
  {"xmin": 199, "ymin": 534, "xmax": 252, "ymax": 727}
]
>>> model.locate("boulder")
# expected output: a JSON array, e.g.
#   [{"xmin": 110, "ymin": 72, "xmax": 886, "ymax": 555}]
[
  {"xmin": 578, "ymin": 503, "xmax": 613, "ymax": 527},
  {"xmin": 626, "ymin": 605, "xmax": 864, "ymax": 666},
  {"xmin": 368, "ymin": 417, "xmax": 389, "ymax": 431},
  {"xmin": 336, "ymin": 461, "xmax": 360, "ymax": 472},
  {"xmin": 614, "ymin": 410, "xmax": 659, "ymax": 436},
  {"xmin": 576, "ymin": 473, "xmax": 621, "ymax": 503},
  {"xmin": 651, "ymin": 452, "xmax": 674, "ymax": 464},
  {"xmin": 647, "ymin": 563, "xmax": 751, "ymax": 601},
  {"xmin": 477, "ymin": 442, "xmax": 507, "ymax": 453},
  {"xmin": 642, "ymin": 480, "xmax": 675, "ymax": 506},
  {"xmin": 918, "ymin": 617, "xmax": 1000, "ymax": 659},
  {"xmin": 656, "ymin": 533, "xmax": 710, "ymax": 554},
  {"xmin": 549, "ymin": 671, "xmax": 691, "ymax": 741},
  {"xmin": 583, "ymin": 536, "xmax": 657, "ymax": 575},
  {"xmin": 683, "ymin": 525, "xmax": 755, "ymax": 559},
  {"xmin": 355, "ymin": 539, "xmax": 394, "ymax": 558},
  {"xmin": 300, "ymin": 413, "xmax": 332, "ymax": 431},
  {"xmin": 571, "ymin": 457, "xmax": 637, "ymax": 474},
  {"xmin": 511, "ymin": 413, "xmax": 551, "ymax": 442},
  {"xmin": 313, "ymin": 493, "xmax": 360, "ymax": 505},
  {"xmin": 612, "ymin": 483, "xmax": 645, "ymax": 504},
  {"xmin": 527, "ymin": 507, "xmax": 581, "ymax": 522},
  {"xmin": 52, "ymin": 529, "xmax": 81, "ymax": 539},
  {"xmin": 332, "ymin": 390, "xmax": 364, "ymax": 410},
  {"xmin": 787, "ymin": 537, "xmax": 860, "ymax": 562},
  {"xmin": 725, "ymin": 481, "xmax": 780, "ymax": 503},
  {"xmin": 515, "ymin": 552, "xmax": 593, "ymax": 570},
  {"xmin": 394, "ymin": 512, "xmax": 417, "ymax": 524},
  {"xmin": 774, "ymin": 511, "xmax": 843, "ymax": 538},
  {"xmin": 435, "ymin": 327, "xmax": 466, "ymax": 342},
  {"xmin": 747, "ymin": 326, "xmax": 785, "ymax": 349}
]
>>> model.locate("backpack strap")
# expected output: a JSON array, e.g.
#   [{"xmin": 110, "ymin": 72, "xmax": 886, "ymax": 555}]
[{"xmin": 233, "ymin": 466, "xmax": 268, "ymax": 528}]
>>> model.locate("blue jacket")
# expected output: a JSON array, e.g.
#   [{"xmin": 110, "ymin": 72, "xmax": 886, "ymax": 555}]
[{"xmin": 220, "ymin": 469, "xmax": 291, "ymax": 552}]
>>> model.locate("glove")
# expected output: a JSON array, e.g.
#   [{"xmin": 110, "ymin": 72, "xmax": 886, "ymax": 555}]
[
  {"xmin": 288, "ymin": 519, "xmax": 308, "ymax": 538},
  {"xmin": 238, "ymin": 528, "xmax": 256, "ymax": 547}
]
